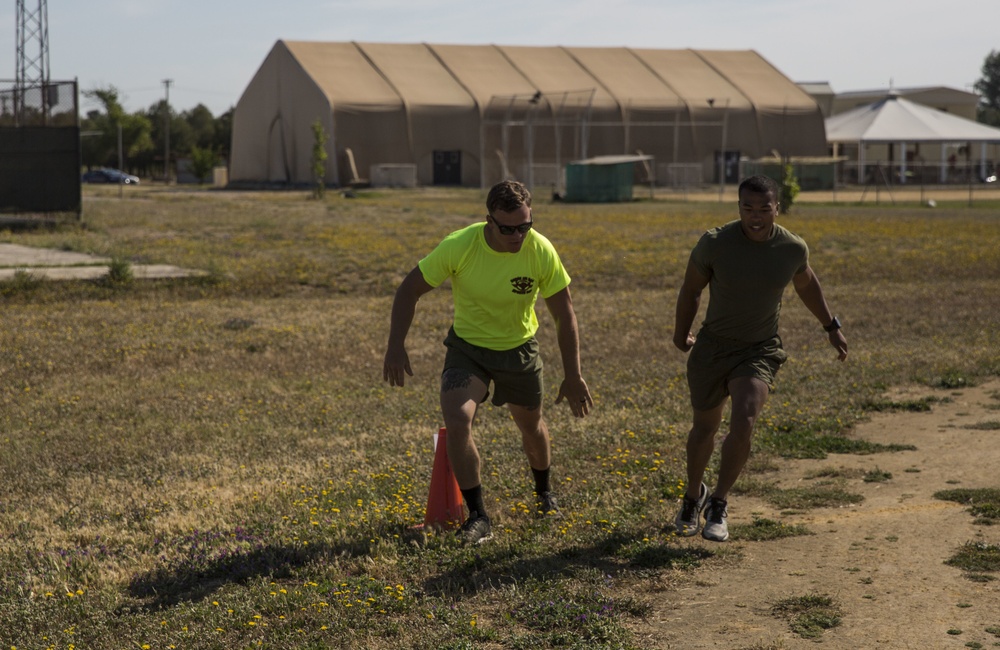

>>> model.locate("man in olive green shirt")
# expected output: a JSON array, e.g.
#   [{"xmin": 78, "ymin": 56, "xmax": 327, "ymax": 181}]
[{"xmin": 673, "ymin": 175, "xmax": 848, "ymax": 542}]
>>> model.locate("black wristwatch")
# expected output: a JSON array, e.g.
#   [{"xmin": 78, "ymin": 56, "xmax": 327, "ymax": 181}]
[{"xmin": 823, "ymin": 316, "xmax": 842, "ymax": 333}]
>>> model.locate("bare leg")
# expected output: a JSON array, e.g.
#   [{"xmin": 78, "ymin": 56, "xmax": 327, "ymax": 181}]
[
  {"xmin": 684, "ymin": 401, "xmax": 726, "ymax": 499},
  {"xmin": 439, "ymin": 369, "xmax": 489, "ymax": 490},
  {"xmin": 712, "ymin": 376, "xmax": 770, "ymax": 500},
  {"xmin": 508, "ymin": 403, "xmax": 550, "ymax": 471}
]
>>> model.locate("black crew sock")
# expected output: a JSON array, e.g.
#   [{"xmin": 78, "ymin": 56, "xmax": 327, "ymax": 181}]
[
  {"xmin": 531, "ymin": 466, "xmax": 551, "ymax": 496},
  {"xmin": 461, "ymin": 485, "xmax": 487, "ymax": 519}
]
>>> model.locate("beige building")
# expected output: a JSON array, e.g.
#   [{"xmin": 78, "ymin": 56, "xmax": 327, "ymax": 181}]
[
  {"xmin": 798, "ymin": 82, "xmax": 836, "ymax": 117},
  {"xmin": 831, "ymin": 86, "xmax": 980, "ymax": 121}
]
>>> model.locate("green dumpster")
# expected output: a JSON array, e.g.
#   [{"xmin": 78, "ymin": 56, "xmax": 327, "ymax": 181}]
[{"xmin": 564, "ymin": 154, "xmax": 653, "ymax": 202}]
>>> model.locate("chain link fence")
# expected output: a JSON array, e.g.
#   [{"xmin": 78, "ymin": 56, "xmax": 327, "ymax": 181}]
[{"xmin": 0, "ymin": 79, "xmax": 78, "ymax": 127}]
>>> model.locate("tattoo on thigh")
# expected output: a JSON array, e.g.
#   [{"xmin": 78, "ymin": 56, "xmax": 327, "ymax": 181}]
[{"xmin": 441, "ymin": 369, "xmax": 474, "ymax": 392}]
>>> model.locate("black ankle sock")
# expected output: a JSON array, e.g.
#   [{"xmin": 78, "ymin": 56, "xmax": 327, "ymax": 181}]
[
  {"xmin": 531, "ymin": 467, "xmax": 551, "ymax": 495},
  {"xmin": 461, "ymin": 485, "xmax": 486, "ymax": 518}
]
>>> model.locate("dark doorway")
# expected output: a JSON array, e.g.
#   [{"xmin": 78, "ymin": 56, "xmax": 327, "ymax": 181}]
[
  {"xmin": 433, "ymin": 150, "xmax": 462, "ymax": 185},
  {"xmin": 714, "ymin": 150, "xmax": 741, "ymax": 184}
]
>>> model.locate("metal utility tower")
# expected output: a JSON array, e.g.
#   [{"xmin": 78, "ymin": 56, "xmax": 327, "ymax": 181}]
[{"xmin": 15, "ymin": 0, "xmax": 50, "ymax": 123}]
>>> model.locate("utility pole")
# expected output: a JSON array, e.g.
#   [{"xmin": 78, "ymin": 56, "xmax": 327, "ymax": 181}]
[{"xmin": 162, "ymin": 78, "xmax": 173, "ymax": 183}]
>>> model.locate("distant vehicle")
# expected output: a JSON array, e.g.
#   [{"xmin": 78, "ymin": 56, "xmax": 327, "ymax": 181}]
[{"xmin": 81, "ymin": 168, "xmax": 140, "ymax": 184}]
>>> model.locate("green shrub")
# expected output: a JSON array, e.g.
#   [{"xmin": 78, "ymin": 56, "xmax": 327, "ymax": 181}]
[{"xmin": 780, "ymin": 163, "xmax": 800, "ymax": 214}]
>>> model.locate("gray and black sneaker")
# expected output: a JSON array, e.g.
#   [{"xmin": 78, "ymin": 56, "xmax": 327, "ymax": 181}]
[
  {"xmin": 536, "ymin": 491, "xmax": 563, "ymax": 518},
  {"xmin": 459, "ymin": 511, "xmax": 493, "ymax": 545},
  {"xmin": 702, "ymin": 497, "xmax": 729, "ymax": 542},
  {"xmin": 673, "ymin": 482, "xmax": 708, "ymax": 536}
]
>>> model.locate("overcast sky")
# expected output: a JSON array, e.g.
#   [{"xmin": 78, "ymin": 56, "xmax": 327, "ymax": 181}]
[{"xmin": 1, "ymin": 0, "xmax": 997, "ymax": 117}]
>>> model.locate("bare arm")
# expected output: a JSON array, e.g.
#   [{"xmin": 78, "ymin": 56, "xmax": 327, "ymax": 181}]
[
  {"xmin": 544, "ymin": 286, "xmax": 593, "ymax": 417},
  {"xmin": 673, "ymin": 258, "xmax": 710, "ymax": 352},
  {"xmin": 792, "ymin": 265, "xmax": 848, "ymax": 361},
  {"xmin": 383, "ymin": 266, "xmax": 436, "ymax": 386}
]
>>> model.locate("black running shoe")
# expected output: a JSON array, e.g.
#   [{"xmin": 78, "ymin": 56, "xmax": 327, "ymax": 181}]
[
  {"xmin": 458, "ymin": 511, "xmax": 493, "ymax": 545},
  {"xmin": 536, "ymin": 491, "xmax": 563, "ymax": 518}
]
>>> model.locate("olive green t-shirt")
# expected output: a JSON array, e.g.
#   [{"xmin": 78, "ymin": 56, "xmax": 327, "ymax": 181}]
[
  {"xmin": 418, "ymin": 223, "xmax": 571, "ymax": 350},
  {"xmin": 690, "ymin": 220, "xmax": 809, "ymax": 343}
]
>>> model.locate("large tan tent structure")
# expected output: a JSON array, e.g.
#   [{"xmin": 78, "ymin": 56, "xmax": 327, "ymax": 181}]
[{"xmin": 230, "ymin": 41, "xmax": 827, "ymax": 189}]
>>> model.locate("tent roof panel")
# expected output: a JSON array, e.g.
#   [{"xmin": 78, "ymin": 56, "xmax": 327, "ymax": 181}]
[
  {"xmin": 273, "ymin": 42, "xmax": 818, "ymax": 114},
  {"xmin": 427, "ymin": 44, "xmax": 536, "ymax": 106},
  {"xmin": 497, "ymin": 45, "xmax": 618, "ymax": 108},
  {"xmin": 355, "ymin": 42, "xmax": 475, "ymax": 108},
  {"xmin": 283, "ymin": 41, "xmax": 402, "ymax": 107},
  {"xmin": 563, "ymin": 47, "xmax": 683, "ymax": 108},
  {"xmin": 631, "ymin": 49, "xmax": 752, "ymax": 109},
  {"xmin": 695, "ymin": 50, "xmax": 818, "ymax": 111}
]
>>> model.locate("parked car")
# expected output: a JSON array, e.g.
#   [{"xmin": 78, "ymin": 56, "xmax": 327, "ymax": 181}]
[{"xmin": 81, "ymin": 168, "xmax": 140, "ymax": 184}]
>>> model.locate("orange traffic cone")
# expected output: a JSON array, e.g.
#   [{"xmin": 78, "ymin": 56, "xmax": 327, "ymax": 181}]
[{"xmin": 423, "ymin": 427, "xmax": 464, "ymax": 530}]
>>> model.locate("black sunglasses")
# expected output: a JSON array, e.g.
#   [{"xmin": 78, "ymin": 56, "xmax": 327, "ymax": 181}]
[{"xmin": 488, "ymin": 215, "xmax": 533, "ymax": 235}]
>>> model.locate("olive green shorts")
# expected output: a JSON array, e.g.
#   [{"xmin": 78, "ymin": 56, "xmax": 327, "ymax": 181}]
[
  {"xmin": 686, "ymin": 328, "xmax": 788, "ymax": 411},
  {"xmin": 443, "ymin": 327, "xmax": 544, "ymax": 408}
]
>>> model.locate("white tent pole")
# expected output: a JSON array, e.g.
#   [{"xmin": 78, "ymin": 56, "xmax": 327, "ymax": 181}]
[
  {"xmin": 900, "ymin": 142, "xmax": 907, "ymax": 185},
  {"xmin": 832, "ymin": 142, "xmax": 839, "ymax": 198},
  {"xmin": 859, "ymin": 143, "xmax": 865, "ymax": 186},
  {"xmin": 940, "ymin": 146, "xmax": 947, "ymax": 184}
]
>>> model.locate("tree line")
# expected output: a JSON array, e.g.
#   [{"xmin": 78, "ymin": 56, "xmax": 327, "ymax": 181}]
[{"xmin": 81, "ymin": 86, "xmax": 232, "ymax": 182}]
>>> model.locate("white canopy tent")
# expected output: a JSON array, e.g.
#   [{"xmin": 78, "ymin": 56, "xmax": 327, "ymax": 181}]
[{"xmin": 826, "ymin": 93, "xmax": 1000, "ymax": 183}]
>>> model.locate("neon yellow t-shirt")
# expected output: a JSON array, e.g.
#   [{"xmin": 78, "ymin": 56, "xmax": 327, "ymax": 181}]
[{"xmin": 418, "ymin": 222, "xmax": 571, "ymax": 350}]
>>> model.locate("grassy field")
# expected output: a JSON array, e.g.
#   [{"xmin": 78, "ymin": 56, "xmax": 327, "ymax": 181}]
[{"xmin": 1, "ymin": 185, "xmax": 998, "ymax": 649}]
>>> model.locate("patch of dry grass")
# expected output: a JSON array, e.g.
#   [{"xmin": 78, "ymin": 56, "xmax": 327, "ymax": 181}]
[{"xmin": 0, "ymin": 185, "xmax": 996, "ymax": 647}]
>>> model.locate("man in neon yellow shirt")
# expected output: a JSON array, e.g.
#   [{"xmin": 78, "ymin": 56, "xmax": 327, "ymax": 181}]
[{"xmin": 384, "ymin": 180, "xmax": 593, "ymax": 544}]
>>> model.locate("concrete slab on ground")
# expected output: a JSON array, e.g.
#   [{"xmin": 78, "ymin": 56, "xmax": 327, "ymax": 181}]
[{"xmin": 0, "ymin": 243, "xmax": 204, "ymax": 281}]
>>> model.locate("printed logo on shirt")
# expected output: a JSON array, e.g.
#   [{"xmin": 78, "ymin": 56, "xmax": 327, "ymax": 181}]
[{"xmin": 510, "ymin": 276, "xmax": 534, "ymax": 295}]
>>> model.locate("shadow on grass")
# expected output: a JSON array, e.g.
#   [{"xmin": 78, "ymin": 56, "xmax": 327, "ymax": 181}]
[
  {"xmin": 422, "ymin": 529, "xmax": 714, "ymax": 598},
  {"xmin": 126, "ymin": 522, "xmax": 715, "ymax": 611},
  {"xmin": 126, "ymin": 526, "xmax": 387, "ymax": 611},
  {"xmin": 128, "ymin": 543, "xmax": 315, "ymax": 609}
]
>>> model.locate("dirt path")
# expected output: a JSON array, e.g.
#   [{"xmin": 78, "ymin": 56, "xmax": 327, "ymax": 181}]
[{"xmin": 638, "ymin": 379, "xmax": 1000, "ymax": 649}]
